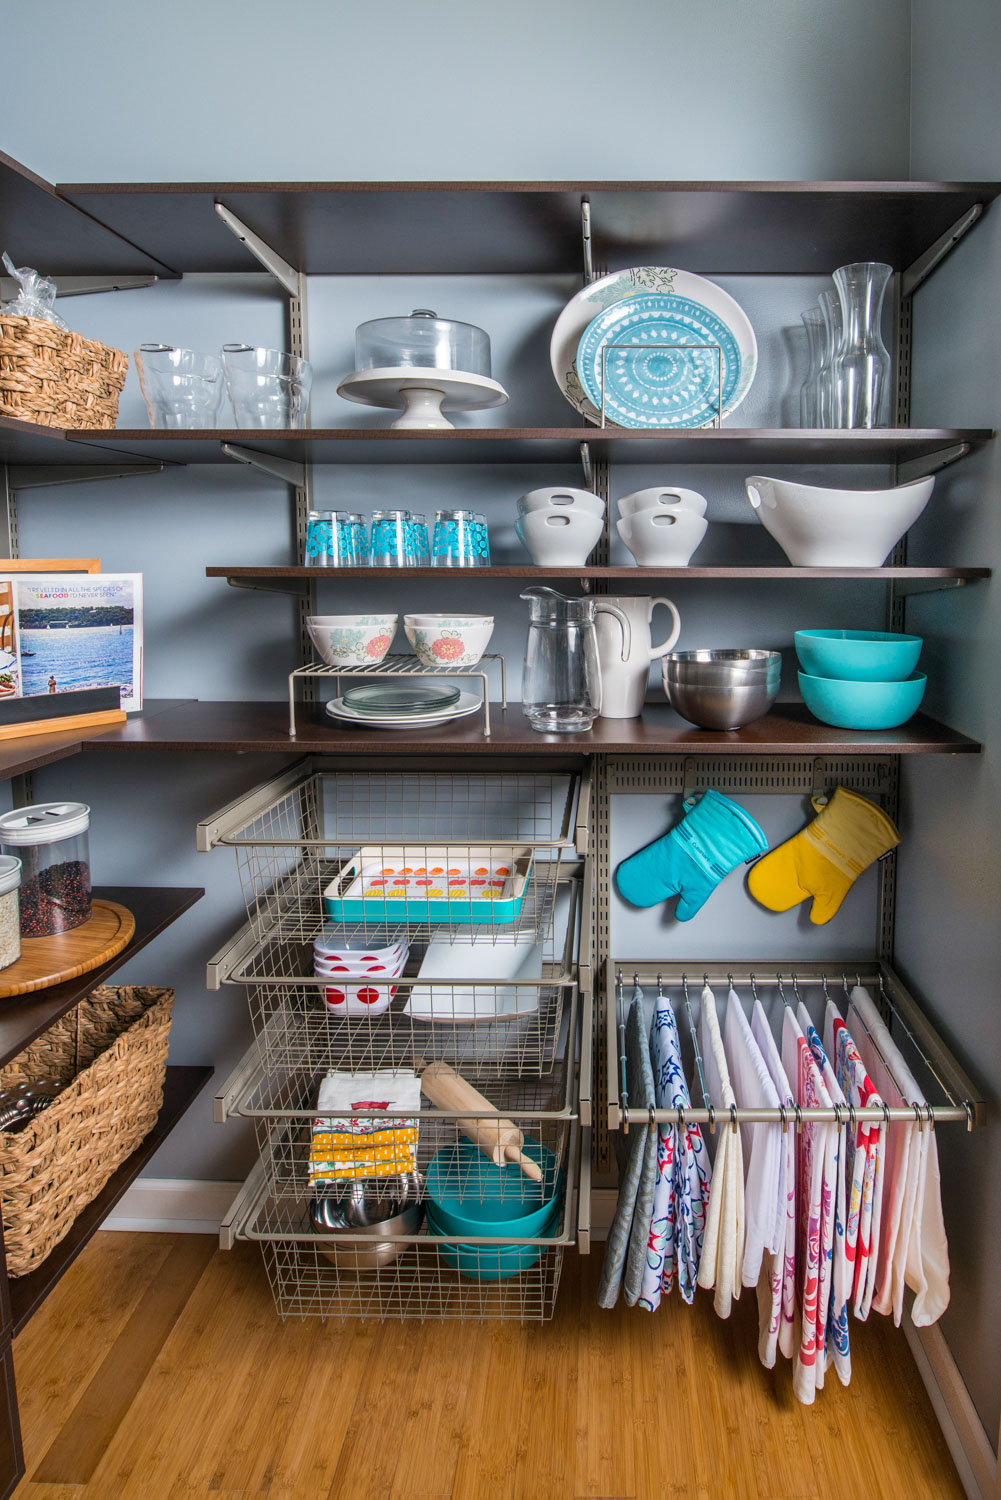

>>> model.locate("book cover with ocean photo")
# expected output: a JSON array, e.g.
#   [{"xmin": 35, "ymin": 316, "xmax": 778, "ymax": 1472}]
[{"xmin": 11, "ymin": 574, "xmax": 143, "ymax": 711}]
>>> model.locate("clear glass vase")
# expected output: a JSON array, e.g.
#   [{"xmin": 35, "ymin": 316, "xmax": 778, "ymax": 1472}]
[
  {"xmin": 815, "ymin": 289, "xmax": 843, "ymax": 429},
  {"xmin": 830, "ymin": 262, "xmax": 892, "ymax": 429},
  {"xmin": 799, "ymin": 306, "xmax": 825, "ymax": 427}
]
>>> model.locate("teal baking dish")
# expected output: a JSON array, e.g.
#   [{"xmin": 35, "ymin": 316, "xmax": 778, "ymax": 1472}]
[{"xmin": 322, "ymin": 845, "xmax": 533, "ymax": 925}]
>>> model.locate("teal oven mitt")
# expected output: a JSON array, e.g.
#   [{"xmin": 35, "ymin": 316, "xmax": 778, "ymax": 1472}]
[{"xmin": 615, "ymin": 789, "xmax": 767, "ymax": 921}]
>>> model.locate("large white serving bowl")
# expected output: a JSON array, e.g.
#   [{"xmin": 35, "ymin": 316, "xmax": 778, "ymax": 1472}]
[
  {"xmin": 517, "ymin": 486, "xmax": 606, "ymax": 519},
  {"xmin": 515, "ymin": 508, "xmax": 604, "ymax": 566},
  {"xmin": 616, "ymin": 486, "xmax": 708, "ymax": 520},
  {"xmin": 307, "ymin": 614, "xmax": 397, "ymax": 667},
  {"xmin": 744, "ymin": 474, "xmax": 934, "ymax": 566}
]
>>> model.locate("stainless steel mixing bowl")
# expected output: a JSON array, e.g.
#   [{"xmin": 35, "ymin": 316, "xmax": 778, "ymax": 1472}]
[
  {"xmin": 662, "ymin": 649, "xmax": 781, "ymax": 730},
  {"xmin": 310, "ymin": 1177, "xmax": 424, "ymax": 1269}
]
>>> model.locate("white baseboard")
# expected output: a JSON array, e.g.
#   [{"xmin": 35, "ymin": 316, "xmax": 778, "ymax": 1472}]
[
  {"xmin": 903, "ymin": 1316, "xmax": 997, "ymax": 1500},
  {"xmin": 104, "ymin": 1178, "xmax": 239, "ymax": 1235}
]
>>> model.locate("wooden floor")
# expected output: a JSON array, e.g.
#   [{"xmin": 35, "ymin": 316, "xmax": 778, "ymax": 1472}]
[{"xmin": 10, "ymin": 1232, "xmax": 963, "ymax": 1500}]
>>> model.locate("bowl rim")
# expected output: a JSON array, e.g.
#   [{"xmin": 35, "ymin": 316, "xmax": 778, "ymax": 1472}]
[
  {"xmin": 403, "ymin": 614, "xmax": 494, "ymax": 625},
  {"xmin": 795, "ymin": 629, "xmax": 923, "ymax": 646},
  {"xmin": 308, "ymin": 615, "xmax": 397, "ymax": 626},
  {"xmin": 663, "ymin": 648, "xmax": 782, "ymax": 665},
  {"xmin": 797, "ymin": 669, "xmax": 927, "ymax": 687}
]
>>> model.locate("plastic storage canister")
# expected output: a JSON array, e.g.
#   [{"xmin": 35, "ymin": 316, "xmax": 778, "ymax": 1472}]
[
  {"xmin": 0, "ymin": 856, "xmax": 21, "ymax": 969},
  {"xmin": 0, "ymin": 803, "xmax": 92, "ymax": 937}
]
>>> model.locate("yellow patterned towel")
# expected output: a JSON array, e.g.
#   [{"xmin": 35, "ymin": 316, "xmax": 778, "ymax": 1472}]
[{"xmin": 309, "ymin": 1069, "xmax": 421, "ymax": 1188}]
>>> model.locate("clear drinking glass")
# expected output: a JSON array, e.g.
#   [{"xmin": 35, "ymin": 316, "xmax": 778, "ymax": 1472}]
[
  {"xmin": 344, "ymin": 514, "xmax": 369, "ymax": 564},
  {"xmin": 815, "ymin": 290, "xmax": 844, "ymax": 429},
  {"xmin": 304, "ymin": 510, "xmax": 361, "ymax": 567},
  {"xmin": 221, "ymin": 344, "xmax": 312, "ymax": 428},
  {"xmin": 799, "ymin": 307, "xmax": 825, "ymax": 427},
  {"xmin": 432, "ymin": 509, "xmax": 481, "ymax": 567},
  {"xmin": 830, "ymin": 262, "xmax": 893, "ymax": 429},
  {"xmin": 135, "ymin": 345, "xmax": 224, "ymax": 428},
  {"xmin": 370, "ymin": 510, "xmax": 413, "ymax": 567}
]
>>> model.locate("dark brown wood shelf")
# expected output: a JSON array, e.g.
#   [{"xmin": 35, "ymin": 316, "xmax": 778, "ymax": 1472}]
[
  {"xmin": 64, "ymin": 425, "xmax": 994, "ymax": 467},
  {"xmin": 82, "ymin": 698, "xmax": 981, "ymax": 757},
  {"xmin": 57, "ymin": 179, "xmax": 1001, "ymax": 276},
  {"xmin": 8, "ymin": 1064, "xmax": 212, "ymax": 1335},
  {"xmin": 0, "ymin": 150, "xmax": 175, "ymax": 279},
  {"xmin": 0, "ymin": 413, "xmax": 170, "ymax": 469},
  {"xmin": 207, "ymin": 564, "xmax": 993, "ymax": 594},
  {"xmin": 0, "ymin": 885, "xmax": 203, "ymax": 1071}
]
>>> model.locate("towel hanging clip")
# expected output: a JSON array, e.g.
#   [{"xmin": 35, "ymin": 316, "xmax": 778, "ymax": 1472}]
[
  {"xmin": 965, "ymin": 1100, "xmax": 974, "ymax": 1133},
  {"xmin": 794, "ymin": 1104, "xmax": 803, "ymax": 1135},
  {"xmin": 657, "ymin": 972, "xmax": 664, "ymax": 999},
  {"xmin": 821, "ymin": 972, "xmax": 831, "ymax": 1004},
  {"xmin": 791, "ymin": 972, "xmax": 803, "ymax": 1005},
  {"xmin": 833, "ymin": 1102, "xmax": 842, "ymax": 1129},
  {"xmin": 913, "ymin": 1102, "xmax": 924, "ymax": 1133},
  {"xmin": 749, "ymin": 972, "xmax": 759, "ymax": 1003},
  {"xmin": 707, "ymin": 1102, "xmax": 716, "ymax": 1135},
  {"xmin": 729, "ymin": 1103, "xmax": 738, "ymax": 1135},
  {"xmin": 925, "ymin": 1103, "xmax": 936, "ymax": 1132},
  {"xmin": 779, "ymin": 1102, "xmax": 788, "ymax": 1135},
  {"xmin": 776, "ymin": 972, "xmax": 788, "ymax": 1007},
  {"xmin": 881, "ymin": 1101, "xmax": 891, "ymax": 1131},
  {"xmin": 847, "ymin": 1102, "xmax": 856, "ymax": 1134},
  {"xmin": 677, "ymin": 1104, "xmax": 685, "ymax": 1131}
]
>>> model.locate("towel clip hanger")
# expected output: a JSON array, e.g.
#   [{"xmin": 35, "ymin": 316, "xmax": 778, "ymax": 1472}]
[
  {"xmin": 821, "ymin": 972, "xmax": 831, "ymax": 1004},
  {"xmin": 791, "ymin": 972, "xmax": 803, "ymax": 1006},
  {"xmin": 881, "ymin": 1101, "xmax": 891, "ymax": 1131},
  {"xmin": 779, "ymin": 1102, "xmax": 788, "ymax": 1134},
  {"xmin": 913, "ymin": 1102, "xmax": 924, "ymax": 1133},
  {"xmin": 677, "ymin": 1104, "xmax": 685, "ymax": 1130},
  {"xmin": 925, "ymin": 1103, "xmax": 936, "ymax": 1131},
  {"xmin": 794, "ymin": 1103, "xmax": 803, "ymax": 1134},
  {"xmin": 833, "ymin": 1102, "xmax": 842, "ymax": 1128},
  {"xmin": 965, "ymin": 1101, "xmax": 974, "ymax": 1133},
  {"xmin": 847, "ymin": 1102, "xmax": 856, "ymax": 1134},
  {"xmin": 776, "ymin": 972, "xmax": 789, "ymax": 1008},
  {"xmin": 729, "ymin": 1103, "xmax": 738, "ymax": 1135},
  {"xmin": 707, "ymin": 1102, "xmax": 716, "ymax": 1135},
  {"xmin": 749, "ymin": 972, "xmax": 759, "ymax": 1003},
  {"xmin": 656, "ymin": 972, "xmax": 664, "ymax": 999}
]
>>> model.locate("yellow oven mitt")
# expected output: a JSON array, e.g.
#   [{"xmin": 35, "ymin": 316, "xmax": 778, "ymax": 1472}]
[{"xmin": 747, "ymin": 787, "xmax": 899, "ymax": 924}]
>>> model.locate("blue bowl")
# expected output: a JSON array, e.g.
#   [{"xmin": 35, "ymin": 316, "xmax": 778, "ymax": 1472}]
[
  {"xmin": 425, "ymin": 1138, "xmax": 562, "ymax": 1238},
  {"xmin": 426, "ymin": 1200, "xmax": 563, "ymax": 1281},
  {"xmin": 798, "ymin": 670, "xmax": 927, "ymax": 730},
  {"xmin": 795, "ymin": 629, "xmax": 923, "ymax": 683}
]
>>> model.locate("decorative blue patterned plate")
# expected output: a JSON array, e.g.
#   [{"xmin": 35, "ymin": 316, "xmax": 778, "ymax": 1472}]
[{"xmin": 575, "ymin": 291, "xmax": 755, "ymax": 428}]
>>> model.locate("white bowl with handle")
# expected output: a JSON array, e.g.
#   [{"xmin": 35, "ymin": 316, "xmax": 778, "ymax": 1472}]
[
  {"xmin": 744, "ymin": 474, "xmax": 935, "ymax": 566},
  {"xmin": 516, "ymin": 508, "xmax": 604, "ymax": 566},
  {"xmin": 616, "ymin": 508, "xmax": 708, "ymax": 566},
  {"xmin": 517, "ymin": 486, "xmax": 606, "ymax": 519},
  {"xmin": 616, "ymin": 486, "xmax": 708, "ymax": 520}
]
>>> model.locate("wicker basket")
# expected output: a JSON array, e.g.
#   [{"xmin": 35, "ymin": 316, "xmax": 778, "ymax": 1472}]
[
  {"xmin": 0, "ymin": 313, "xmax": 128, "ymax": 429},
  {"xmin": 0, "ymin": 985, "xmax": 173, "ymax": 1276}
]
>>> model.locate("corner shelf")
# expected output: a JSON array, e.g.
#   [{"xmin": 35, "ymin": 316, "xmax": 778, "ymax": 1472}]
[
  {"xmin": 62, "ymin": 426, "xmax": 994, "ymax": 467},
  {"xmin": 207, "ymin": 564, "xmax": 992, "ymax": 596},
  {"xmin": 8, "ymin": 1064, "xmax": 212, "ymax": 1335},
  {"xmin": 81, "ymin": 698, "xmax": 981, "ymax": 758},
  {"xmin": 0, "ymin": 885, "xmax": 204, "ymax": 1070}
]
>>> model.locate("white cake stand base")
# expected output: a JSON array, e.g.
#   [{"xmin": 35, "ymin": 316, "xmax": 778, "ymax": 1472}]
[{"xmin": 336, "ymin": 366, "xmax": 509, "ymax": 429}]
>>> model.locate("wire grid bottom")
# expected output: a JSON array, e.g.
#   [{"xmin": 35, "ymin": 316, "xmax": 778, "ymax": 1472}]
[
  {"xmin": 256, "ymin": 1233, "xmax": 566, "ymax": 1323},
  {"xmin": 255, "ymin": 1078, "xmax": 573, "ymax": 1204}
]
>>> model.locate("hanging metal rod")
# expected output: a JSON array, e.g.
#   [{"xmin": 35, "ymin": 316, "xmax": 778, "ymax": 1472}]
[
  {"xmin": 214, "ymin": 203, "xmax": 301, "ymax": 295},
  {"xmin": 220, "ymin": 443, "xmax": 306, "ymax": 487},
  {"xmin": 902, "ymin": 205, "xmax": 984, "ymax": 299}
]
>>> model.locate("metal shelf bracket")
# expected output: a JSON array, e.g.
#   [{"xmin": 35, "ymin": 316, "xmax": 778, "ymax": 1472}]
[
  {"xmin": 6, "ymin": 461, "xmax": 163, "ymax": 490},
  {"xmin": 0, "ymin": 274, "xmax": 160, "ymax": 302},
  {"xmin": 896, "ymin": 442, "xmax": 971, "ymax": 485},
  {"xmin": 214, "ymin": 203, "xmax": 300, "ymax": 295},
  {"xmin": 220, "ymin": 442, "xmax": 306, "ymax": 488},
  {"xmin": 902, "ymin": 205, "xmax": 984, "ymax": 299}
]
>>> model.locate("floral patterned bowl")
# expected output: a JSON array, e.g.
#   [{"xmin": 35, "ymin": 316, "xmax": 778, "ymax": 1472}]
[
  {"xmin": 307, "ymin": 614, "xmax": 397, "ymax": 668},
  {"xmin": 403, "ymin": 614, "xmax": 494, "ymax": 668}
]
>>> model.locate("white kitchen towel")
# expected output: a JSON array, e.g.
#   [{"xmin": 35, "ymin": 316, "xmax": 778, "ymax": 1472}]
[
  {"xmin": 826, "ymin": 1002, "xmax": 884, "ymax": 1318},
  {"xmin": 782, "ymin": 1004, "xmax": 833, "ymax": 1406},
  {"xmin": 723, "ymin": 987, "xmax": 781, "ymax": 1289},
  {"xmin": 697, "ymin": 984, "xmax": 744, "ymax": 1318},
  {"xmin": 751, "ymin": 999, "xmax": 796, "ymax": 1367},
  {"xmin": 800, "ymin": 1001, "xmax": 851, "ymax": 1388},
  {"xmin": 849, "ymin": 985, "xmax": 949, "ymax": 1326}
]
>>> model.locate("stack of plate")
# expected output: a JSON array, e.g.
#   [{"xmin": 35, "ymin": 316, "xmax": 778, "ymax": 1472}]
[
  {"xmin": 550, "ymin": 266, "xmax": 757, "ymax": 429},
  {"xmin": 326, "ymin": 681, "xmax": 482, "ymax": 729}
]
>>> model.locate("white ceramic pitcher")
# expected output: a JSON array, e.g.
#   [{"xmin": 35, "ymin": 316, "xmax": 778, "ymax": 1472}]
[{"xmin": 593, "ymin": 595, "xmax": 682, "ymax": 718}]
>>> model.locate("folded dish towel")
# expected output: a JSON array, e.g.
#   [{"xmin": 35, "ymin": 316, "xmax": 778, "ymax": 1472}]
[{"xmin": 309, "ymin": 1069, "xmax": 421, "ymax": 1186}]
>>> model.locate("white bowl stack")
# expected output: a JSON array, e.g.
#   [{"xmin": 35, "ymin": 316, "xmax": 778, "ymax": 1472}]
[
  {"xmin": 615, "ymin": 487, "xmax": 708, "ymax": 566},
  {"xmin": 515, "ymin": 487, "xmax": 605, "ymax": 566},
  {"xmin": 313, "ymin": 927, "xmax": 409, "ymax": 1018}
]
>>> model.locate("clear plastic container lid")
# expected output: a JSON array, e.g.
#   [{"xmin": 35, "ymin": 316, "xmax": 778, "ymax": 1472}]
[
  {"xmin": 0, "ymin": 855, "xmax": 21, "ymax": 895},
  {"xmin": 355, "ymin": 309, "xmax": 491, "ymax": 377},
  {"xmin": 0, "ymin": 802, "xmax": 90, "ymax": 845}
]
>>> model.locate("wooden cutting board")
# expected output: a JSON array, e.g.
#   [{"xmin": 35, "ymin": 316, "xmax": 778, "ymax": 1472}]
[{"xmin": 0, "ymin": 900, "xmax": 136, "ymax": 998}]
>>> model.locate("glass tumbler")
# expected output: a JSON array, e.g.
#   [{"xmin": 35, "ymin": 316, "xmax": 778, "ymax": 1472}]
[
  {"xmin": 432, "ymin": 509, "xmax": 480, "ymax": 567},
  {"xmin": 370, "ymin": 510, "xmax": 413, "ymax": 567},
  {"xmin": 408, "ymin": 513, "xmax": 431, "ymax": 565},
  {"xmin": 221, "ymin": 344, "xmax": 312, "ymax": 428},
  {"xmin": 471, "ymin": 513, "xmax": 491, "ymax": 565},
  {"xmin": 343, "ymin": 514, "xmax": 369, "ymax": 564},
  {"xmin": 305, "ymin": 510, "xmax": 361, "ymax": 567},
  {"xmin": 135, "ymin": 345, "xmax": 224, "ymax": 429}
]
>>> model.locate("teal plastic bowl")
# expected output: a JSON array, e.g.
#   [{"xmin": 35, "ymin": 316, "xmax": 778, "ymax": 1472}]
[
  {"xmin": 426, "ymin": 1200, "xmax": 563, "ymax": 1281},
  {"xmin": 798, "ymin": 670, "xmax": 927, "ymax": 729},
  {"xmin": 425, "ymin": 1138, "xmax": 562, "ymax": 1238},
  {"xmin": 795, "ymin": 629, "xmax": 923, "ymax": 683}
]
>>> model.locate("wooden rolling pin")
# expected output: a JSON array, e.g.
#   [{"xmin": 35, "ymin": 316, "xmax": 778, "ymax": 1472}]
[{"xmin": 420, "ymin": 1062, "xmax": 543, "ymax": 1182}]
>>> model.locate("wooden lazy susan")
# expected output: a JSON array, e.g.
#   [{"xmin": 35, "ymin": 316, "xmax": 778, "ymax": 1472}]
[{"xmin": 0, "ymin": 900, "xmax": 135, "ymax": 998}]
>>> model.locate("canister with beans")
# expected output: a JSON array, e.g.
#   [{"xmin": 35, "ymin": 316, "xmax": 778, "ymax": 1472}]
[{"xmin": 0, "ymin": 802, "xmax": 92, "ymax": 938}]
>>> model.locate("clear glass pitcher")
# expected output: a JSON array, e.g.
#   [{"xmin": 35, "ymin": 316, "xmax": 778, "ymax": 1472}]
[{"xmin": 520, "ymin": 587, "xmax": 630, "ymax": 733}]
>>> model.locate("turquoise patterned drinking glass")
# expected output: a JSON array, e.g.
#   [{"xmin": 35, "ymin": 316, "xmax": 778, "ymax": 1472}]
[
  {"xmin": 370, "ymin": 510, "xmax": 413, "ymax": 567},
  {"xmin": 408, "ymin": 513, "xmax": 431, "ymax": 565},
  {"xmin": 432, "ymin": 508, "xmax": 490, "ymax": 567},
  {"xmin": 343, "ymin": 514, "xmax": 369, "ymax": 564},
  {"xmin": 305, "ymin": 510, "xmax": 355, "ymax": 566}
]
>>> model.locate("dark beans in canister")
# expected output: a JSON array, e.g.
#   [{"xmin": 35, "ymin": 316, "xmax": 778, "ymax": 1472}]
[{"xmin": 18, "ymin": 860, "xmax": 92, "ymax": 937}]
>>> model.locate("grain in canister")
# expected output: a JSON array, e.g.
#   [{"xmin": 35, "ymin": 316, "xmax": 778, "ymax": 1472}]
[
  {"xmin": 0, "ymin": 802, "xmax": 92, "ymax": 937},
  {"xmin": 0, "ymin": 855, "xmax": 22, "ymax": 969}
]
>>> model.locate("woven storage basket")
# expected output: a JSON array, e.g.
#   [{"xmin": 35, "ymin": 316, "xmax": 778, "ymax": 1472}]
[
  {"xmin": 0, "ymin": 313, "xmax": 128, "ymax": 429},
  {"xmin": 0, "ymin": 984, "xmax": 173, "ymax": 1276}
]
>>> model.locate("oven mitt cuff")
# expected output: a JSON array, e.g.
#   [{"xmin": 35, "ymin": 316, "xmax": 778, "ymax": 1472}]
[
  {"xmin": 747, "ymin": 786, "xmax": 899, "ymax": 925},
  {"xmin": 615, "ymin": 789, "xmax": 768, "ymax": 921}
]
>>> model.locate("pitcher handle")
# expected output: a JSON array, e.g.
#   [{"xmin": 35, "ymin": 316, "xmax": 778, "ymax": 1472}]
[
  {"xmin": 648, "ymin": 597, "xmax": 682, "ymax": 660},
  {"xmin": 593, "ymin": 601, "xmax": 632, "ymax": 662}
]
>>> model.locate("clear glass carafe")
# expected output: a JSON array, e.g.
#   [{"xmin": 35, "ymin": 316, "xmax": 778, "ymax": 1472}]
[
  {"xmin": 520, "ymin": 587, "xmax": 630, "ymax": 733},
  {"xmin": 816, "ymin": 288, "xmax": 843, "ymax": 429},
  {"xmin": 830, "ymin": 262, "xmax": 892, "ymax": 428},
  {"xmin": 799, "ymin": 306, "xmax": 825, "ymax": 427}
]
